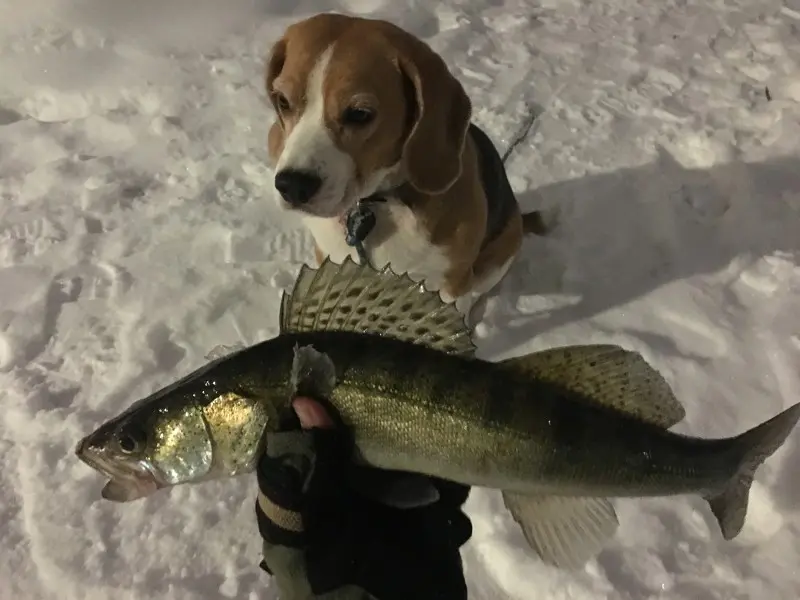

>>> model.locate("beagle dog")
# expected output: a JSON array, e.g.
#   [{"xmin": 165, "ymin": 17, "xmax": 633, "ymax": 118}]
[{"xmin": 265, "ymin": 13, "xmax": 548, "ymax": 315}]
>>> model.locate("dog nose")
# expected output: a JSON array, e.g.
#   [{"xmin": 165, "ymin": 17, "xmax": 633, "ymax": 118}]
[{"xmin": 274, "ymin": 169, "xmax": 322, "ymax": 206}]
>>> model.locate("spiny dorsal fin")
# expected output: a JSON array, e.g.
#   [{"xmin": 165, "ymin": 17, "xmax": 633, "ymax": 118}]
[
  {"xmin": 279, "ymin": 256, "xmax": 476, "ymax": 356},
  {"xmin": 500, "ymin": 345, "xmax": 684, "ymax": 428}
]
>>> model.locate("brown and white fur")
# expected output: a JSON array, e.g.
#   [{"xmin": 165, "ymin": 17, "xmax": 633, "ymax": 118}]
[{"xmin": 264, "ymin": 13, "xmax": 548, "ymax": 316}]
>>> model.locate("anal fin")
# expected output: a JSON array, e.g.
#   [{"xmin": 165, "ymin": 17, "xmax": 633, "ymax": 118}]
[
  {"xmin": 501, "ymin": 345, "xmax": 685, "ymax": 428},
  {"xmin": 502, "ymin": 492, "xmax": 619, "ymax": 570}
]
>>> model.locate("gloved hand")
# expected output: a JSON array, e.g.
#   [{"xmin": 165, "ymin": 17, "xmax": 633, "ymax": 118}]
[
  {"xmin": 255, "ymin": 397, "xmax": 472, "ymax": 600},
  {"xmin": 254, "ymin": 397, "xmax": 349, "ymax": 551}
]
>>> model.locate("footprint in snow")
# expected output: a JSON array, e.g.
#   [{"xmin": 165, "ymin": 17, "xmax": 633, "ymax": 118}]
[
  {"xmin": 20, "ymin": 263, "xmax": 133, "ymax": 363},
  {"xmin": 0, "ymin": 107, "xmax": 23, "ymax": 126},
  {"xmin": 145, "ymin": 323, "xmax": 187, "ymax": 373}
]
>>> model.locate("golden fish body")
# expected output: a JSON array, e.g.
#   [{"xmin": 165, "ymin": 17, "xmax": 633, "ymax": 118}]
[{"xmin": 76, "ymin": 256, "xmax": 800, "ymax": 570}]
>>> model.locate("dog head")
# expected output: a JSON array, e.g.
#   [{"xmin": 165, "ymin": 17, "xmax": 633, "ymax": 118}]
[{"xmin": 265, "ymin": 13, "xmax": 472, "ymax": 218}]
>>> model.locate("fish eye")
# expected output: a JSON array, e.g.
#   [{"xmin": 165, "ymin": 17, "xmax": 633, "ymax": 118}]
[{"xmin": 115, "ymin": 424, "xmax": 147, "ymax": 454}]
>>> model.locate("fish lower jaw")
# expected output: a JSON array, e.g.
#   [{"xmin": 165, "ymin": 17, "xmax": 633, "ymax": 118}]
[
  {"xmin": 79, "ymin": 454, "xmax": 162, "ymax": 502},
  {"xmin": 101, "ymin": 476, "xmax": 160, "ymax": 502}
]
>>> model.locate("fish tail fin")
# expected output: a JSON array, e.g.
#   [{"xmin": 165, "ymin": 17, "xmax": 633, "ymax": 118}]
[{"xmin": 705, "ymin": 402, "xmax": 800, "ymax": 540}]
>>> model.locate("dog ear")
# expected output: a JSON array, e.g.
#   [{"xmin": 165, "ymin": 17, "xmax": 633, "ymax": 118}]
[
  {"xmin": 265, "ymin": 37, "xmax": 288, "ymax": 124},
  {"xmin": 396, "ymin": 39, "xmax": 472, "ymax": 195}
]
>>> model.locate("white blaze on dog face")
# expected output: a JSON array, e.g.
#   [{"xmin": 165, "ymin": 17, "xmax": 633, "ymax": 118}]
[
  {"xmin": 265, "ymin": 15, "xmax": 470, "ymax": 218},
  {"xmin": 272, "ymin": 45, "xmax": 357, "ymax": 217}
]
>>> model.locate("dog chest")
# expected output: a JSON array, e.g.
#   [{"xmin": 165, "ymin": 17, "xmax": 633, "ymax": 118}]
[{"xmin": 302, "ymin": 201, "xmax": 451, "ymax": 295}]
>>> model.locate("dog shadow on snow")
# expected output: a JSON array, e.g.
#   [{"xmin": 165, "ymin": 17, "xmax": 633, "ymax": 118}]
[
  {"xmin": 471, "ymin": 147, "xmax": 800, "ymax": 593},
  {"xmin": 478, "ymin": 147, "xmax": 800, "ymax": 358}
]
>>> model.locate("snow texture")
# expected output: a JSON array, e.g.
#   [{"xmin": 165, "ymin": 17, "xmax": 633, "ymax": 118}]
[{"xmin": 1, "ymin": 0, "xmax": 799, "ymax": 598}]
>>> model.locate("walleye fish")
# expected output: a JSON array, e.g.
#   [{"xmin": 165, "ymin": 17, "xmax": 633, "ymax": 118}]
[{"xmin": 75, "ymin": 256, "xmax": 800, "ymax": 569}]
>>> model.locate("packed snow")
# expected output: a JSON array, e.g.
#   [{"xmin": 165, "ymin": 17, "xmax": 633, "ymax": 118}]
[{"xmin": 1, "ymin": 0, "xmax": 799, "ymax": 598}]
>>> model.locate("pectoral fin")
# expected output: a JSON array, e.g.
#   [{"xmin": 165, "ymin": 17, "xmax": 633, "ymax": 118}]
[
  {"xmin": 290, "ymin": 344, "xmax": 337, "ymax": 400},
  {"xmin": 502, "ymin": 492, "xmax": 619, "ymax": 570}
]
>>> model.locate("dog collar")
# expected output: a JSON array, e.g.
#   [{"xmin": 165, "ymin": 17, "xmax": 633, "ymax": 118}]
[{"xmin": 344, "ymin": 184, "xmax": 406, "ymax": 268}]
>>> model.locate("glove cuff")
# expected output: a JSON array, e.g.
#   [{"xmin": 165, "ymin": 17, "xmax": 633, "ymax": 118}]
[
  {"xmin": 255, "ymin": 490, "xmax": 305, "ymax": 547},
  {"xmin": 254, "ymin": 424, "xmax": 351, "ymax": 549},
  {"xmin": 255, "ymin": 460, "xmax": 306, "ymax": 547}
]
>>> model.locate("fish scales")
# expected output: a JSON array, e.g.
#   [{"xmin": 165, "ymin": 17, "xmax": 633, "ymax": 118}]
[{"xmin": 245, "ymin": 330, "xmax": 742, "ymax": 499}]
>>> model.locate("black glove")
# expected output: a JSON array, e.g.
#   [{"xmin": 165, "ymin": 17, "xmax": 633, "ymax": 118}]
[
  {"xmin": 254, "ymin": 411, "xmax": 353, "ymax": 550},
  {"xmin": 255, "ymin": 407, "xmax": 472, "ymax": 600}
]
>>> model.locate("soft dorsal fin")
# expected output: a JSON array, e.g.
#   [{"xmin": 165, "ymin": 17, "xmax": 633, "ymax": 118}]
[
  {"xmin": 500, "ymin": 344, "xmax": 685, "ymax": 428},
  {"xmin": 279, "ymin": 256, "xmax": 476, "ymax": 357}
]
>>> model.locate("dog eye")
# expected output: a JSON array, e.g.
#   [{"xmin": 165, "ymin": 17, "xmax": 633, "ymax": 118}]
[
  {"xmin": 273, "ymin": 92, "xmax": 291, "ymax": 113},
  {"xmin": 342, "ymin": 106, "xmax": 374, "ymax": 126}
]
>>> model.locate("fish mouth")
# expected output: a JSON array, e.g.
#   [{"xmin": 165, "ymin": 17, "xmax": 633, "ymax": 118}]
[{"xmin": 75, "ymin": 437, "xmax": 161, "ymax": 502}]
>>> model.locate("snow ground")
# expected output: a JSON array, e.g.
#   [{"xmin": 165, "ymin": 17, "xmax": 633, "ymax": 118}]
[{"xmin": 1, "ymin": 0, "xmax": 799, "ymax": 598}]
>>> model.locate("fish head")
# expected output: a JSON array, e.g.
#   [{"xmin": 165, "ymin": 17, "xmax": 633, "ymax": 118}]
[
  {"xmin": 76, "ymin": 349, "xmax": 278, "ymax": 502},
  {"xmin": 75, "ymin": 397, "xmax": 215, "ymax": 503}
]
